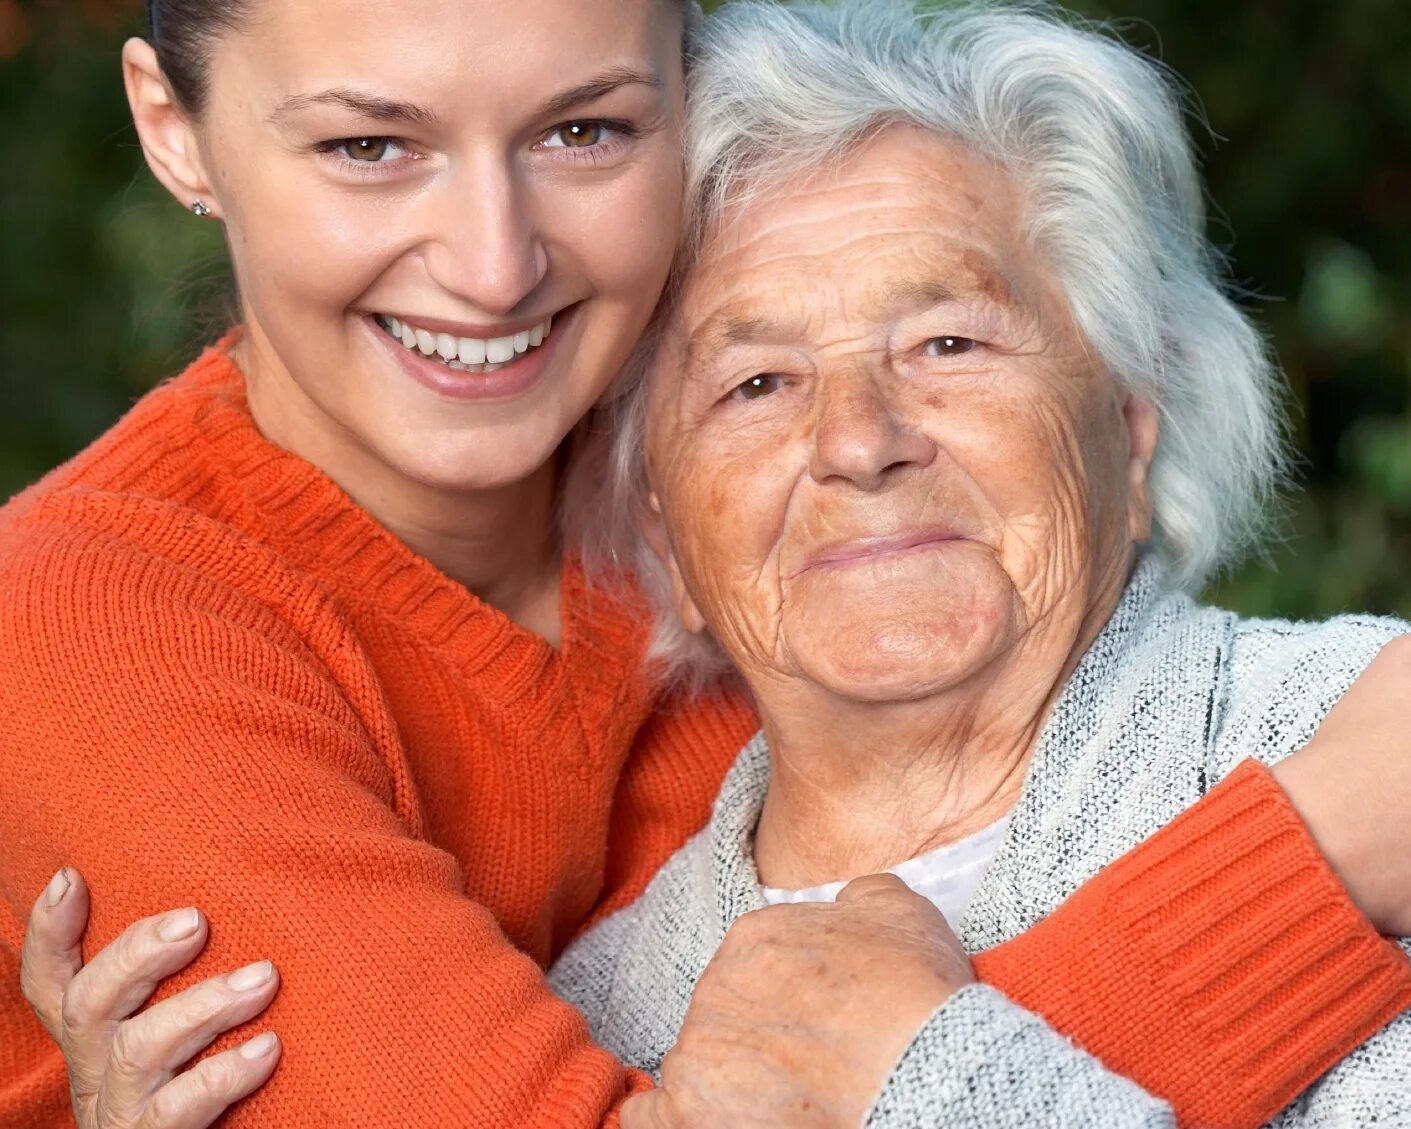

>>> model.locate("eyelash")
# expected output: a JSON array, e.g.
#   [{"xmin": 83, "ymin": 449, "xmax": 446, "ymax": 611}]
[
  {"xmin": 313, "ymin": 136, "xmax": 417, "ymax": 178},
  {"xmin": 922, "ymin": 336, "xmax": 978, "ymax": 357},
  {"xmin": 313, "ymin": 118, "xmax": 641, "ymax": 178},
  {"xmin": 725, "ymin": 336, "xmax": 980, "ymax": 404},
  {"xmin": 536, "ymin": 119, "xmax": 641, "ymax": 163},
  {"xmin": 726, "ymin": 373, "xmax": 793, "ymax": 405}
]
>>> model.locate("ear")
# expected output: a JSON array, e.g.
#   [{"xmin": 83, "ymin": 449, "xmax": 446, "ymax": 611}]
[
  {"xmin": 642, "ymin": 492, "xmax": 708, "ymax": 636},
  {"xmin": 122, "ymin": 38, "xmax": 219, "ymax": 217},
  {"xmin": 1122, "ymin": 393, "xmax": 1160, "ymax": 544}
]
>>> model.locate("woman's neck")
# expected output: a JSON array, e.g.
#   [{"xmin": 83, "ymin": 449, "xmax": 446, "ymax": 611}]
[
  {"xmin": 751, "ymin": 557, "xmax": 1134, "ymax": 890},
  {"xmin": 235, "ymin": 334, "xmax": 564, "ymax": 643},
  {"xmin": 751, "ymin": 669, "xmax": 1044, "ymax": 890}
]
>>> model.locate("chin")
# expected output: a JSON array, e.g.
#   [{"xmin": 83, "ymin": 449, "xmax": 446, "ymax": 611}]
[
  {"xmin": 376, "ymin": 423, "xmax": 565, "ymax": 494},
  {"xmin": 785, "ymin": 592, "xmax": 1016, "ymax": 703}
]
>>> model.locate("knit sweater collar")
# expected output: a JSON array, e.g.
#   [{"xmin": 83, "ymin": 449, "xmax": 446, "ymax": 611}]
[
  {"xmin": 171, "ymin": 339, "xmax": 653, "ymax": 714},
  {"xmin": 702, "ymin": 556, "xmax": 1200, "ymax": 945}
]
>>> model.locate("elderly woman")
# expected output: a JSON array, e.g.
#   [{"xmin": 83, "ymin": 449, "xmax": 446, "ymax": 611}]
[
  {"xmin": 15, "ymin": 2, "xmax": 1411, "ymax": 1127},
  {"xmin": 545, "ymin": 1, "xmax": 1411, "ymax": 1124}
]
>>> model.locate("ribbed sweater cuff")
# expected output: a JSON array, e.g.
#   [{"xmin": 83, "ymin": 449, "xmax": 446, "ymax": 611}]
[{"xmin": 973, "ymin": 759, "xmax": 1411, "ymax": 1129}]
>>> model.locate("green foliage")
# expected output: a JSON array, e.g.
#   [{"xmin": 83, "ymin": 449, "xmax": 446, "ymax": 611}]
[
  {"xmin": 1, "ymin": 4, "xmax": 231, "ymax": 493},
  {"xmin": 1051, "ymin": 0, "xmax": 1411, "ymax": 618},
  {"xmin": 4, "ymin": 0, "xmax": 1409, "ymax": 619}
]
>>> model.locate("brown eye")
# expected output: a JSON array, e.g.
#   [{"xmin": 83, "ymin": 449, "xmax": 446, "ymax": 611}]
[
  {"xmin": 732, "ymin": 374, "xmax": 786, "ymax": 401},
  {"xmin": 925, "ymin": 336, "xmax": 976, "ymax": 356},
  {"xmin": 343, "ymin": 138, "xmax": 390, "ymax": 162},
  {"xmin": 556, "ymin": 122, "xmax": 604, "ymax": 148}
]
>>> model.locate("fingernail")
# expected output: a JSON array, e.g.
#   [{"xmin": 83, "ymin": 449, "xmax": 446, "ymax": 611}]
[
  {"xmin": 44, "ymin": 868, "xmax": 72, "ymax": 909},
  {"xmin": 238, "ymin": 1031, "xmax": 279, "ymax": 1061},
  {"xmin": 157, "ymin": 908, "xmax": 201, "ymax": 943},
  {"xmin": 227, "ymin": 960, "xmax": 275, "ymax": 992}
]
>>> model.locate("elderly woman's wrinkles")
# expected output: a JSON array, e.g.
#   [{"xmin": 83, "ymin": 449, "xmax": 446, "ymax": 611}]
[{"xmin": 550, "ymin": 1, "xmax": 1411, "ymax": 1125}]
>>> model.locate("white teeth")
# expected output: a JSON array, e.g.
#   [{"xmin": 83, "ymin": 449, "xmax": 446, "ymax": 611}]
[
  {"xmin": 379, "ymin": 314, "xmax": 556, "ymax": 372},
  {"xmin": 458, "ymin": 336, "xmax": 487, "ymax": 365}
]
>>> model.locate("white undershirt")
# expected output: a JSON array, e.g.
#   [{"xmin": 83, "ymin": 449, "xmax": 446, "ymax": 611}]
[{"xmin": 759, "ymin": 813, "xmax": 1012, "ymax": 927}]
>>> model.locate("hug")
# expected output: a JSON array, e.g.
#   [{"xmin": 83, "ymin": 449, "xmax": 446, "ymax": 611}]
[{"xmin": 4, "ymin": 0, "xmax": 1410, "ymax": 1127}]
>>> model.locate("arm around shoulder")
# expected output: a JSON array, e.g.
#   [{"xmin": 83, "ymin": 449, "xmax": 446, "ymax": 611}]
[{"xmin": 0, "ymin": 526, "xmax": 640, "ymax": 1128}]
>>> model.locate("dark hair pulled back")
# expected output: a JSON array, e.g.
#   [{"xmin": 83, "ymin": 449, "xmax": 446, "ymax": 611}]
[
  {"xmin": 146, "ymin": 0, "xmax": 696, "ymax": 115},
  {"xmin": 144, "ymin": 0, "xmax": 254, "ymax": 114}
]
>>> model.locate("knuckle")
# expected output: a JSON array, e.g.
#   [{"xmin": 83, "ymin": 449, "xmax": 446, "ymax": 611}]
[
  {"xmin": 59, "ymin": 980, "xmax": 96, "ymax": 1039},
  {"xmin": 147, "ymin": 1080, "xmax": 204, "ymax": 1128},
  {"xmin": 92, "ymin": 1094, "xmax": 143, "ymax": 1129},
  {"xmin": 171, "ymin": 983, "xmax": 235, "ymax": 1035},
  {"xmin": 848, "ymin": 873, "xmax": 907, "ymax": 896},
  {"xmin": 111, "ymin": 924, "xmax": 161, "ymax": 981},
  {"xmin": 108, "ymin": 1022, "xmax": 151, "ymax": 1081},
  {"xmin": 195, "ymin": 1052, "xmax": 247, "ymax": 1102},
  {"xmin": 18, "ymin": 962, "xmax": 48, "ymax": 1016},
  {"xmin": 19, "ymin": 992, "xmax": 61, "ymax": 1043},
  {"xmin": 727, "ymin": 907, "xmax": 774, "ymax": 940},
  {"xmin": 145, "ymin": 1057, "xmax": 241, "ymax": 1129}
]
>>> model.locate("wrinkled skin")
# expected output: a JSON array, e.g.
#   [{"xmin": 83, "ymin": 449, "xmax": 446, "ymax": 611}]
[
  {"xmin": 645, "ymin": 125, "xmax": 1159, "ymax": 886},
  {"xmin": 616, "ymin": 125, "xmax": 1162, "ymax": 1127}
]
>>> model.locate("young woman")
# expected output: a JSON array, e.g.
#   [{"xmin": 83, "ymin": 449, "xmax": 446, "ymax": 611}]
[{"xmin": 5, "ymin": 1, "xmax": 1410, "ymax": 1127}]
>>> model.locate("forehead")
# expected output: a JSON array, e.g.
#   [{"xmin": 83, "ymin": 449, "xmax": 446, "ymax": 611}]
[
  {"xmin": 679, "ymin": 126, "xmax": 1030, "ymax": 333},
  {"xmin": 216, "ymin": 0, "xmax": 674, "ymax": 112}
]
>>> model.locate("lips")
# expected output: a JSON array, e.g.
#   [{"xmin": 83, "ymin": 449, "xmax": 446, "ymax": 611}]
[
  {"xmin": 795, "ymin": 528, "xmax": 965, "ymax": 576},
  {"xmin": 375, "ymin": 312, "xmax": 554, "ymax": 374},
  {"xmin": 366, "ymin": 305, "xmax": 576, "ymax": 403}
]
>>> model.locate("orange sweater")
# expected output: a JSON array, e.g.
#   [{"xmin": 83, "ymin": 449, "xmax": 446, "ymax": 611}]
[{"xmin": 0, "ymin": 343, "xmax": 1407, "ymax": 1129}]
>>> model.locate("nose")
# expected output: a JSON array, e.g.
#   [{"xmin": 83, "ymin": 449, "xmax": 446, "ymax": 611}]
[
  {"xmin": 808, "ymin": 373, "xmax": 938, "ymax": 491},
  {"xmin": 421, "ymin": 159, "xmax": 548, "ymax": 316}
]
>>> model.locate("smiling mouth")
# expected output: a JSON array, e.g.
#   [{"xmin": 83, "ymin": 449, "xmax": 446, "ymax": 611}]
[
  {"xmin": 374, "ymin": 312, "xmax": 555, "ymax": 375},
  {"xmin": 798, "ymin": 530, "xmax": 965, "ymax": 575}
]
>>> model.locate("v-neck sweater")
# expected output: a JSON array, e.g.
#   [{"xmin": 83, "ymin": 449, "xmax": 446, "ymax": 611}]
[{"xmin": 1, "ymin": 342, "xmax": 1406, "ymax": 1129}]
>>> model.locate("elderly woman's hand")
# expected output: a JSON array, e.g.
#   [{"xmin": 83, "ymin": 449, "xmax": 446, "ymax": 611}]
[
  {"xmin": 622, "ymin": 873, "xmax": 974, "ymax": 1129},
  {"xmin": 19, "ymin": 869, "xmax": 280, "ymax": 1129}
]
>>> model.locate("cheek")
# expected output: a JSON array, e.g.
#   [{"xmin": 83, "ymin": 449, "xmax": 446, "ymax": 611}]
[
  {"xmin": 221, "ymin": 164, "xmax": 399, "ymax": 317},
  {"xmin": 937, "ymin": 383, "xmax": 1098, "ymax": 523},
  {"xmin": 661, "ymin": 437, "xmax": 795, "ymax": 626},
  {"xmin": 548, "ymin": 160, "xmax": 682, "ymax": 307}
]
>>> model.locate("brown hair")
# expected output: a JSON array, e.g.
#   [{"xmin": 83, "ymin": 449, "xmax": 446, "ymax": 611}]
[
  {"xmin": 145, "ymin": 0, "xmax": 698, "ymax": 116},
  {"xmin": 143, "ymin": 1, "xmax": 254, "ymax": 113}
]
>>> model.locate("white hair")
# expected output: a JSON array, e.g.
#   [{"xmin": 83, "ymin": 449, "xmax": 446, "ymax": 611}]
[{"xmin": 568, "ymin": 0, "xmax": 1290, "ymax": 694}]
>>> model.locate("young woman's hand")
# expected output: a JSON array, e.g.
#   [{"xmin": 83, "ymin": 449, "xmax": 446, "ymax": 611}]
[
  {"xmin": 1273, "ymin": 633, "xmax": 1411, "ymax": 936},
  {"xmin": 19, "ymin": 868, "xmax": 280, "ymax": 1129}
]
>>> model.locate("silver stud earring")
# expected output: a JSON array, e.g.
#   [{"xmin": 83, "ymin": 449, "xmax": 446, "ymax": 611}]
[{"xmin": 191, "ymin": 199, "xmax": 212, "ymax": 218}]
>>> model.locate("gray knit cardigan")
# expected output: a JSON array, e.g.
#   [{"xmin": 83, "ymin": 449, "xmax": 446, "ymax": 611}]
[{"xmin": 549, "ymin": 560, "xmax": 1411, "ymax": 1126}]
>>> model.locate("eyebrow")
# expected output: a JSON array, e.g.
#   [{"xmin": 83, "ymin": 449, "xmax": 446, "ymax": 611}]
[
  {"xmin": 684, "ymin": 271, "xmax": 1019, "ymax": 368},
  {"xmin": 684, "ymin": 309, "xmax": 794, "ymax": 371},
  {"xmin": 878, "ymin": 279, "xmax": 961, "ymax": 309},
  {"xmin": 268, "ymin": 66, "xmax": 664, "ymax": 132},
  {"xmin": 538, "ymin": 66, "xmax": 665, "ymax": 118},
  {"xmin": 689, "ymin": 281, "xmax": 972, "ymax": 348},
  {"xmin": 269, "ymin": 88, "xmax": 441, "ymax": 128}
]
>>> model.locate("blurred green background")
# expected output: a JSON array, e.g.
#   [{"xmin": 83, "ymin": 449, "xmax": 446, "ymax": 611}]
[{"xmin": 2, "ymin": 0, "xmax": 1409, "ymax": 618}]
